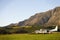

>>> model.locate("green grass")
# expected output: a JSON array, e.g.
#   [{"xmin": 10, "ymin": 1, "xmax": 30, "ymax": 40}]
[{"xmin": 0, "ymin": 32, "xmax": 60, "ymax": 40}]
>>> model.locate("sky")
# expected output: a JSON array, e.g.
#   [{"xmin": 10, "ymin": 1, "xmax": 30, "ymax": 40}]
[{"xmin": 0, "ymin": 0, "xmax": 60, "ymax": 26}]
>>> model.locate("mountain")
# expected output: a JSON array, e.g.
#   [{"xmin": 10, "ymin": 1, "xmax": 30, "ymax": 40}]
[
  {"xmin": 45, "ymin": 7, "xmax": 60, "ymax": 26},
  {"xmin": 17, "ymin": 7, "xmax": 60, "ymax": 27}
]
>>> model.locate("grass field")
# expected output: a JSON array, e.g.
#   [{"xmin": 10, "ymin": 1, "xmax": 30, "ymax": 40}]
[{"xmin": 0, "ymin": 32, "xmax": 60, "ymax": 40}]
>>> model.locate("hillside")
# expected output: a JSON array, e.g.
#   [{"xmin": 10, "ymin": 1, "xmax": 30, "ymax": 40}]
[{"xmin": 17, "ymin": 7, "xmax": 60, "ymax": 27}]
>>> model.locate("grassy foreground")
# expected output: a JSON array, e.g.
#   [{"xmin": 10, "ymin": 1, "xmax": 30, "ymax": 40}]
[{"xmin": 0, "ymin": 32, "xmax": 60, "ymax": 40}]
